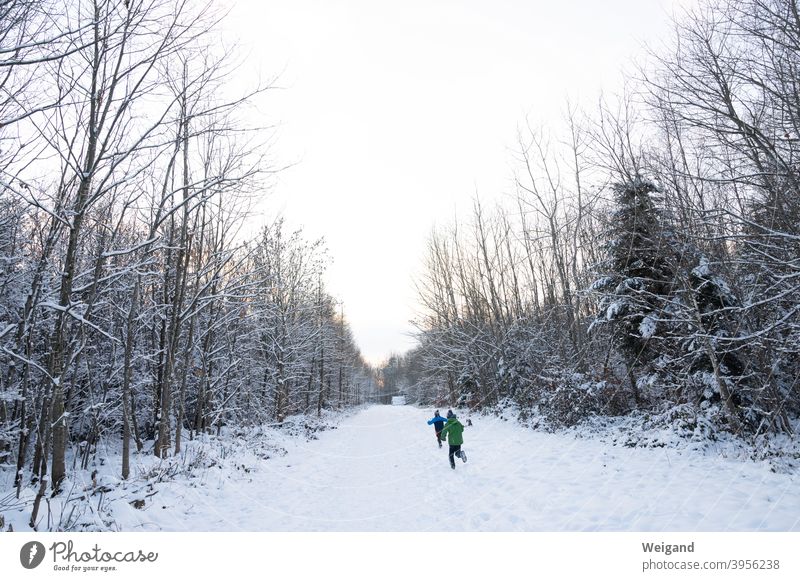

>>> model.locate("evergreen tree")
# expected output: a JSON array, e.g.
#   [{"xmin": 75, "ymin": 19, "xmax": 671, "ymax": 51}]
[{"xmin": 590, "ymin": 177, "xmax": 675, "ymax": 403}]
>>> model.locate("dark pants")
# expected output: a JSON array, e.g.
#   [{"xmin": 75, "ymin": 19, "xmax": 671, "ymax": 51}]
[
  {"xmin": 448, "ymin": 445, "xmax": 462, "ymax": 468},
  {"xmin": 434, "ymin": 425, "xmax": 445, "ymax": 447}
]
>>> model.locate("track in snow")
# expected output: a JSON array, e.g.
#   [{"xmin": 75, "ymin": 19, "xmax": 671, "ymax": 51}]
[{"xmin": 121, "ymin": 405, "xmax": 800, "ymax": 531}]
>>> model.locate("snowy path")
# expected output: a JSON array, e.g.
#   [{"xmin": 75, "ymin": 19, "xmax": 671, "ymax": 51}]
[{"xmin": 119, "ymin": 405, "xmax": 800, "ymax": 531}]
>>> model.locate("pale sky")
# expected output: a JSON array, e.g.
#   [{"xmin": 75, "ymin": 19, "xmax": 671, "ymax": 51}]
[{"xmin": 226, "ymin": 0, "xmax": 687, "ymax": 365}]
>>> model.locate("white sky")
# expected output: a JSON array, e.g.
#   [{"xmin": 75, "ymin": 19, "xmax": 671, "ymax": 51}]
[{"xmin": 226, "ymin": 0, "xmax": 688, "ymax": 365}]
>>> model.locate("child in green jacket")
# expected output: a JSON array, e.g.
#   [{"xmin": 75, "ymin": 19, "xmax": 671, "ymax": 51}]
[{"xmin": 439, "ymin": 410, "xmax": 467, "ymax": 469}]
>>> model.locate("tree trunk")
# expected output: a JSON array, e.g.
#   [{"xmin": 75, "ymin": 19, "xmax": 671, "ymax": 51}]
[{"xmin": 121, "ymin": 277, "xmax": 140, "ymax": 479}]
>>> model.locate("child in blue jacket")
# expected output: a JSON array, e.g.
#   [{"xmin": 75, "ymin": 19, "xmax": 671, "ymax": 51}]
[{"xmin": 426, "ymin": 410, "xmax": 447, "ymax": 448}]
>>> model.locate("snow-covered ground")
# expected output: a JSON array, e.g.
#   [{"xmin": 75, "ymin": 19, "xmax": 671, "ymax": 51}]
[{"xmin": 3, "ymin": 404, "xmax": 799, "ymax": 531}]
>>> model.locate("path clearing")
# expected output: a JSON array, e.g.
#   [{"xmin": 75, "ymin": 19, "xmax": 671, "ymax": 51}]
[{"xmin": 118, "ymin": 405, "xmax": 800, "ymax": 531}]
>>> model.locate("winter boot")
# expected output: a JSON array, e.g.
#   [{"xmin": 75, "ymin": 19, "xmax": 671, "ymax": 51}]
[{"xmin": 461, "ymin": 450, "xmax": 467, "ymax": 463}]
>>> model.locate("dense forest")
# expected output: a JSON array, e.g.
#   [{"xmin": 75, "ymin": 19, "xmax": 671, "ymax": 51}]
[
  {"xmin": 385, "ymin": 0, "xmax": 800, "ymax": 440},
  {"xmin": 0, "ymin": 0, "xmax": 375, "ymax": 527}
]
